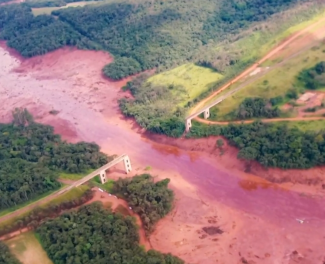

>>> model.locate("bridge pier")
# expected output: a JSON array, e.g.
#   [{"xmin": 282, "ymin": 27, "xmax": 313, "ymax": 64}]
[
  {"xmin": 185, "ymin": 118, "xmax": 192, "ymax": 132},
  {"xmin": 99, "ymin": 170, "xmax": 106, "ymax": 184},
  {"xmin": 204, "ymin": 109, "xmax": 210, "ymax": 119},
  {"xmin": 123, "ymin": 155, "xmax": 132, "ymax": 174}
]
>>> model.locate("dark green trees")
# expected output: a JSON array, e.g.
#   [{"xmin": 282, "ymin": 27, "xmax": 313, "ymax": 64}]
[
  {"xmin": 297, "ymin": 61, "xmax": 325, "ymax": 90},
  {"xmin": 0, "ymin": 242, "xmax": 21, "ymax": 264},
  {"xmin": 113, "ymin": 174, "xmax": 174, "ymax": 234},
  {"xmin": 234, "ymin": 98, "xmax": 280, "ymax": 120},
  {"xmin": 0, "ymin": 109, "xmax": 108, "ymax": 210},
  {"xmin": 37, "ymin": 203, "xmax": 183, "ymax": 264}
]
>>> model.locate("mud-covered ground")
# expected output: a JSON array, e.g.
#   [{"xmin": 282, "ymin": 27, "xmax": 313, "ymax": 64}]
[{"xmin": 1, "ymin": 44, "xmax": 325, "ymax": 264}]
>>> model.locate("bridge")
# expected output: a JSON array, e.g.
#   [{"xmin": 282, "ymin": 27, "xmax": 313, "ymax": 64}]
[
  {"xmin": 0, "ymin": 154, "xmax": 132, "ymax": 225},
  {"xmin": 59, "ymin": 154, "xmax": 132, "ymax": 194}
]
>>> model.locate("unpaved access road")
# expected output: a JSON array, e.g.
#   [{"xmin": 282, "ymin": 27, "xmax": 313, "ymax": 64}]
[{"xmin": 190, "ymin": 14, "xmax": 325, "ymax": 123}]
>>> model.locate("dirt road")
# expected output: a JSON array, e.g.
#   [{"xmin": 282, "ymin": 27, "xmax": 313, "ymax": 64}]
[
  {"xmin": 197, "ymin": 116, "xmax": 325, "ymax": 125},
  {"xmin": 190, "ymin": 15, "xmax": 325, "ymax": 118}
]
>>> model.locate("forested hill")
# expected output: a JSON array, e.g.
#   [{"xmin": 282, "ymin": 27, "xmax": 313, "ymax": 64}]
[
  {"xmin": 0, "ymin": 109, "xmax": 108, "ymax": 211},
  {"xmin": 0, "ymin": 0, "xmax": 309, "ymax": 79}
]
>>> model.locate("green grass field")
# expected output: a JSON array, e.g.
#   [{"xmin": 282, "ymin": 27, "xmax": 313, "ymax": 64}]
[
  {"xmin": 91, "ymin": 176, "xmax": 115, "ymax": 192},
  {"xmin": 5, "ymin": 232, "xmax": 53, "ymax": 264},
  {"xmin": 148, "ymin": 63, "xmax": 223, "ymax": 107},
  {"xmin": 209, "ymin": 40, "xmax": 325, "ymax": 121},
  {"xmin": 32, "ymin": 1, "xmax": 99, "ymax": 16},
  {"xmin": 59, "ymin": 169, "xmax": 93, "ymax": 180},
  {"xmin": 278, "ymin": 120, "xmax": 325, "ymax": 132}
]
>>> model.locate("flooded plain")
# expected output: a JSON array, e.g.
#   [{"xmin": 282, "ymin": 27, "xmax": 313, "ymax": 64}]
[{"xmin": 1, "ymin": 44, "xmax": 325, "ymax": 264}]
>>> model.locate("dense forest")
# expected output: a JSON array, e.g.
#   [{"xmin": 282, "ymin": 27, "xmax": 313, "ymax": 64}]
[
  {"xmin": 0, "ymin": 108, "xmax": 108, "ymax": 210},
  {"xmin": 297, "ymin": 61, "xmax": 325, "ymax": 90},
  {"xmin": 188, "ymin": 121, "xmax": 325, "ymax": 169},
  {"xmin": 113, "ymin": 174, "xmax": 174, "ymax": 234},
  {"xmin": 37, "ymin": 203, "xmax": 183, "ymax": 264},
  {"xmin": 231, "ymin": 97, "xmax": 280, "ymax": 120},
  {"xmin": 0, "ymin": 242, "xmax": 21, "ymax": 264},
  {"xmin": 0, "ymin": 0, "xmax": 308, "ymax": 76}
]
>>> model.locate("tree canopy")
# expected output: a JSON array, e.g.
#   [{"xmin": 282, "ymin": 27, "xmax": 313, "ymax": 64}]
[
  {"xmin": 113, "ymin": 174, "xmax": 174, "ymax": 234},
  {"xmin": 37, "ymin": 203, "xmax": 183, "ymax": 264},
  {"xmin": 0, "ymin": 242, "xmax": 21, "ymax": 264},
  {"xmin": 297, "ymin": 61, "xmax": 325, "ymax": 90},
  {"xmin": 0, "ymin": 109, "xmax": 109, "ymax": 211},
  {"xmin": 188, "ymin": 121, "xmax": 325, "ymax": 169},
  {"xmin": 233, "ymin": 97, "xmax": 280, "ymax": 120}
]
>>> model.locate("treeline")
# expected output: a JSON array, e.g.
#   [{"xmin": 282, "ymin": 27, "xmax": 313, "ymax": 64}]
[
  {"xmin": 120, "ymin": 75, "xmax": 185, "ymax": 137},
  {"xmin": 0, "ymin": 4, "xmax": 97, "ymax": 57},
  {"xmin": 37, "ymin": 203, "xmax": 184, "ymax": 264},
  {"xmin": 113, "ymin": 174, "xmax": 174, "ymax": 234},
  {"xmin": 297, "ymin": 61, "xmax": 325, "ymax": 90},
  {"xmin": 0, "ymin": 242, "xmax": 21, "ymax": 264},
  {"xmin": 188, "ymin": 121, "xmax": 325, "ymax": 169},
  {"xmin": 232, "ymin": 97, "xmax": 280, "ymax": 120},
  {"xmin": 0, "ymin": 0, "xmax": 307, "ymax": 77},
  {"xmin": 0, "ymin": 108, "xmax": 108, "ymax": 210},
  {"xmin": 0, "ymin": 186, "xmax": 93, "ymax": 237}
]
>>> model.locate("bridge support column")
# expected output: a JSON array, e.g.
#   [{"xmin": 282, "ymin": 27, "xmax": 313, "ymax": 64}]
[
  {"xmin": 185, "ymin": 118, "xmax": 192, "ymax": 132},
  {"xmin": 99, "ymin": 170, "xmax": 106, "ymax": 184},
  {"xmin": 123, "ymin": 155, "xmax": 132, "ymax": 174},
  {"xmin": 204, "ymin": 108, "xmax": 210, "ymax": 119}
]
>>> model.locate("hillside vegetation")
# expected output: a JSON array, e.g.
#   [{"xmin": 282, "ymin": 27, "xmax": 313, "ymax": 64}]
[
  {"xmin": 0, "ymin": 109, "xmax": 108, "ymax": 211},
  {"xmin": 0, "ymin": 0, "xmax": 323, "ymax": 136},
  {"xmin": 37, "ymin": 203, "xmax": 184, "ymax": 264}
]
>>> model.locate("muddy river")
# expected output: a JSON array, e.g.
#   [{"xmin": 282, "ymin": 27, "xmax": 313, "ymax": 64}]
[{"xmin": 1, "ymin": 44, "xmax": 324, "ymax": 264}]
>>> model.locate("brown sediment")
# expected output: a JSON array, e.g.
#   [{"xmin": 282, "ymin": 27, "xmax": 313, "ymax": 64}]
[{"xmin": 1, "ymin": 45, "xmax": 325, "ymax": 264}]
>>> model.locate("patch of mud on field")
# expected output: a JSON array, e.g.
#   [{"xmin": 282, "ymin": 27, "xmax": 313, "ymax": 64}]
[{"xmin": 1, "ymin": 44, "xmax": 325, "ymax": 264}]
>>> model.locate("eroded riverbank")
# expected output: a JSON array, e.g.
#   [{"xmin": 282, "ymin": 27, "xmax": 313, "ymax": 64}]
[{"xmin": 1, "ymin": 44, "xmax": 325, "ymax": 264}]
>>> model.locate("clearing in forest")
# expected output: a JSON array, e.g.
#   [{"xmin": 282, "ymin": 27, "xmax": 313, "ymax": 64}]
[
  {"xmin": 5, "ymin": 232, "xmax": 53, "ymax": 264},
  {"xmin": 148, "ymin": 63, "xmax": 223, "ymax": 106}
]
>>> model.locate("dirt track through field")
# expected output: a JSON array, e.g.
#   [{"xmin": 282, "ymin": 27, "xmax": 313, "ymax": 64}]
[{"xmin": 190, "ymin": 15, "xmax": 325, "ymax": 121}]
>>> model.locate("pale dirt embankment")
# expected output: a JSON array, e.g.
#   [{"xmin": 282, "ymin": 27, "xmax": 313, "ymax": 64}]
[{"xmin": 1, "ymin": 44, "xmax": 325, "ymax": 264}]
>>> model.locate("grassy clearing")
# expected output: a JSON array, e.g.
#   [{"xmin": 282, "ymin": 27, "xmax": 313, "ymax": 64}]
[
  {"xmin": 148, "ymin": 63, "xmax": 223, "ymax": 106},
  {"xmin": 210, "ymin": 41, "xmax": 325, "ymax": 120},
  {"xmin": 277, "ymin": 120, "xmax": 325, "ymax": 132},
  {"xmin": 32, "ymin": 1, "xmax": 99, "ymax": 15},
  {"xmin": 59, "ymin": 169, "xmax": 93, "ymax": 180},
  {"xmin": 91, "ymin": 176, "xmax": 115, "ymax": 192},
  {"xmin": 5, "ymin": 232, "xmax": 53, "ymax": 264}
]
